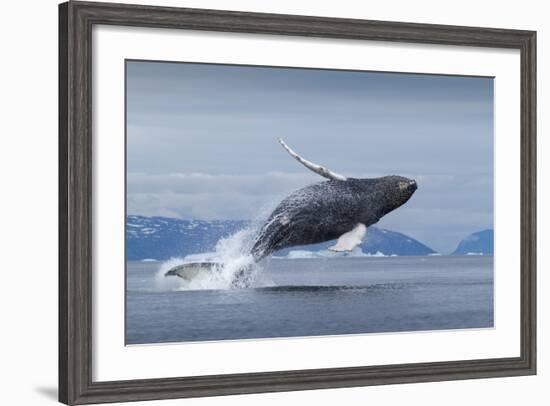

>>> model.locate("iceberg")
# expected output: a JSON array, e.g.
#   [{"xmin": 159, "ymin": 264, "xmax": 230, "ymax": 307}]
[{"xmin": 280, "ymin": 247, "xmax": 390, "ymax": 259}]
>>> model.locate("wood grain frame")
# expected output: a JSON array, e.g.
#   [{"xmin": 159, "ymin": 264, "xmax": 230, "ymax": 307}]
[{"xmin": 59, "ymin": 1, "xmax": 536, "ymax": 404}]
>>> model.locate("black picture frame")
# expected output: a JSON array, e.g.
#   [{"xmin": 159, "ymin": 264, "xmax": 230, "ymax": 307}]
[{"xmin": 59, "ymin": 1, "xmax": 537, "ymax": 404}]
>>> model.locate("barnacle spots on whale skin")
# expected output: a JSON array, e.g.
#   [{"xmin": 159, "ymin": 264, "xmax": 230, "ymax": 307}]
[
  {"xmin": 280, "ymin": 215, "xmax": 291, "ymax": 225},
  {"xmin": 399, "ymin": 180, "xmax": 418, "ymax": 191}
]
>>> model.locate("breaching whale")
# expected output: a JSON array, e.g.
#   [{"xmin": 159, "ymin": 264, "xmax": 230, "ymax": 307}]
[{"xmin": 165, "ymin": 138, "xmax": 417, "ymax": 285}]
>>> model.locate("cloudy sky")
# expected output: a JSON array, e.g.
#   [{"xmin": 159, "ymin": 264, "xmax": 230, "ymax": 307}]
[{"xmin": 126, "ymin": 60, "xmax": 494, "ymax": 254}]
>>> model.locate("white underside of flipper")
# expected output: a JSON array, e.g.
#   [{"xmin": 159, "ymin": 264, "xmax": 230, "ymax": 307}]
[{"xmin": 328, "ymin": 223, "xmax": 367, "ymax": 252}]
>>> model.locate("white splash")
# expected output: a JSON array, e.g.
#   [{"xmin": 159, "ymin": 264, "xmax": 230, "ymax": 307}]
[{"xmin": 155, "ymin": 227, "xmax": 273, "ymax": 291}]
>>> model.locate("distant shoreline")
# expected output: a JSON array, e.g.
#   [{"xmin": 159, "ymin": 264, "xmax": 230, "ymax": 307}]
[{"xmin": 128, "ymin": 254, "xmax": 494, "ymax": 264}]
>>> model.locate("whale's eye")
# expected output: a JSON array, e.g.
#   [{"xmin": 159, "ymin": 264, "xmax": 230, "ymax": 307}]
[{"xmin": 398, "ymin": 181, "xmax": 408, "ymax": 191}]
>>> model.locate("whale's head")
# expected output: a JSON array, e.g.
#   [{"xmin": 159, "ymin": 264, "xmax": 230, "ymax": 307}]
[
  {"xmin": 378, "ymin": 175, "xmax": 417, "ymax": 214},
  {"xmin": 396, "ymin": 176, "xmax": 418, "ymax": 200},
  {"xmin": 353, "ymin": 175, "xmax": 417, "ymax": 224},
  {"xmin": 385, "ymin": 174, "xmax": 417, "ymax": 202}
]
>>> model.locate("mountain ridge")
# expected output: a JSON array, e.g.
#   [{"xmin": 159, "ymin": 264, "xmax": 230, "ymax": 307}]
[
  {"xmin": 451, "ymin": 229, "xmax": 494, "ymax": 256},
  {"xmin": 126, "ymin": 215, "xmax": 437, "ymax": 260}
]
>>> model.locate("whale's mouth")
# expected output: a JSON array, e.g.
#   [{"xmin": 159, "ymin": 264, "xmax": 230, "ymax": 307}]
[{"xmin": 399, "ymin": 179, "xmax": 417, "ymax": 193}]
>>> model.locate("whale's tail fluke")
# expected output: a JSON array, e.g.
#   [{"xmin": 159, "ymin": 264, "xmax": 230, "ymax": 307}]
[
  {"xmin": 164, "ymin": 261, "xmax": 253, "ymax": 288},
  {"xmin": 278, "ymin": 138, "xmax": 347, "ymax": 181},
  {"xmin": 164, "ymin": 262, "xmax": 221, "ymax": 281}
]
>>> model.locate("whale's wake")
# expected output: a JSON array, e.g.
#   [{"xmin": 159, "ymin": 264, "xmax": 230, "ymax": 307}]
[{"xmin": 155, "ymin": 227, "xmax": 273, "ymax": 291}]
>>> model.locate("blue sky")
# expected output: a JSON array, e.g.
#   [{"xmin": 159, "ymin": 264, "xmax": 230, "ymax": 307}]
[{"xmin": 126, "ymin": 60, "xmax": 494, "ymax": 254}]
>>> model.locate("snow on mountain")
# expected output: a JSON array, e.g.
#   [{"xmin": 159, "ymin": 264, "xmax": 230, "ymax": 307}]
[
  {"xmin": 126, "ymin": 215, "xmax": 437, "ymax": 261},
  {"xmin": 451, "ymin": 229, "xmax": 494, "ymax": 256}
]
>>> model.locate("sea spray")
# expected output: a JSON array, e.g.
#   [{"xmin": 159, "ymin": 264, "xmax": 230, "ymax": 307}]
[{"xmin": 155, "ymin": 226, "xmax": 273, "ymax": 291}]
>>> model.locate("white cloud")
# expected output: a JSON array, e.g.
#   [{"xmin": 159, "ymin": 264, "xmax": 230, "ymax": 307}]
[{"xmin": 126, "ymin": 62, "xmax": 494, "ymax": 254}]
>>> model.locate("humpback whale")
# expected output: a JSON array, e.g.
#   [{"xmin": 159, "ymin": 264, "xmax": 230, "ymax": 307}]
[{"xmin": 166, "ymin": 138, "xmax": 417, "ymax": 285}]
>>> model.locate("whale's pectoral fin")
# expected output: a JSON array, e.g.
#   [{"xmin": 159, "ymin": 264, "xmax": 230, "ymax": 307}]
[
  {"xmin": 328, "ymin": 223, "xmax": 367, "ymax": 252},
  {"xmin": 278, "ymin": 138, "xmax": 347, "ymax": 181}
]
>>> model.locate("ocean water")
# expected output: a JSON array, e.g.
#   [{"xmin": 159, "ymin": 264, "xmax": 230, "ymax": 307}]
[{"xmin": 126, "ymin": 256, "xmax": 493, "ymax": 344}]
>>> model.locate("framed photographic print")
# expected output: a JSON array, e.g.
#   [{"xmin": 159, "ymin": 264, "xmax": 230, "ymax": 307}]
[{"xmin": 59, "ymin": 1, "xmax": 536, "ymax": 404}]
